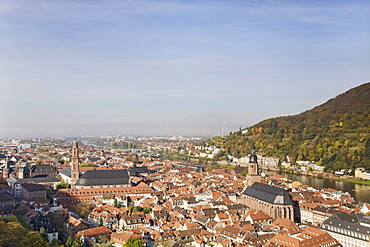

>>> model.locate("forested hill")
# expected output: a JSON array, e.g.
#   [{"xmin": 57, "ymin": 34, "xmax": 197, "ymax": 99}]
[{"xmin": 222, "ymin": 82, "xmax": 370, "ymax": 172}]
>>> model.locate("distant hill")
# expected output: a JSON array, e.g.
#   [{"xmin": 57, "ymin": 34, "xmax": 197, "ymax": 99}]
[{"xmin": 221, "ymin": 82, "xmax": 370, "ymax": 172}]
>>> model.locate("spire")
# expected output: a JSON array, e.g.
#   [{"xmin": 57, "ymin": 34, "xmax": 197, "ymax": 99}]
[
  {"xmin": 71, "ymin": 140, "xmax": 80, "ymax": 189},
  {"xmin": 73, "ymin": 140, "xmax": 79, "ymax": 148}
]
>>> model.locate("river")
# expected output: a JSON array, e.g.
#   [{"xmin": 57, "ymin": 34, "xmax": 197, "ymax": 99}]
[{"xmin": 264, "ymin": 170, "xmax": 370, "ymax": 202}]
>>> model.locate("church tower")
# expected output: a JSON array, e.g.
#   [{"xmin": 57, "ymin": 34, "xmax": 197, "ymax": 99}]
[
  {"xmin": 245, "ymin": 145, "xmax": 262, "ymax": 187},
  {"xmin": 248, "ymin": 145, "xmax": 259, "ymax": 175},
  {"xmin": 71, "ymin": 141, "xmax": 80, "ymax": 189}
]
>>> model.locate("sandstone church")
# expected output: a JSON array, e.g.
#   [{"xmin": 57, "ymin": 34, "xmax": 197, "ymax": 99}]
[
  {"xmin": 70, "ymin": 141, "xmax": 131, "ymax": 189},
  {"xmin": 242, "ymin": 146, "xmax": 295, "ymax": 221}
]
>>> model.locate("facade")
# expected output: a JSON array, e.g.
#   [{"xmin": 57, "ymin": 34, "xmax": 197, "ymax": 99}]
[
  {"xmin": 20, "ymin": 183, "xmax": 46, "ymax": 199},
  {"xmin": 31, "ymin": 164, "xmax": 58, "ymax": 177},
  {"xmin": 355, "ymin": 168, "xmax": 370, "ymax": 180},
  {"xmin": 53, "ymin": 182, "xmax": 154, "ymax": 208},
  {"xmin": 300, "ymin": 203, "xmax": 321, "ymax": 225},
  {"xmin": 321, "ymin": 212, "xmax": 370, "ymax": 247},
  {"xmin": 16, "ymin": 162, "xmax": 30, "ymax": 179},
  {"xmin": 312, "ymin": 206, "xmax": 338, "ymax": 227}
]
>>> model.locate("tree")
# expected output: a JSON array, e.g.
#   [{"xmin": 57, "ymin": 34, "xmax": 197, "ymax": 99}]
[
  {"xmin": 99, "ymin": 217, "xmax": 104, "ymax": 226},
  {"xmin": 142, "ymin": 208, "xmax": 152, "ymax": 214},
  {"xmin": 17, "ymin": 215, "xmax": 33, "ymax": 230},
  {"xmin": 51, "ymin": 208, "xmax": 69, "ymax": 236},
  {"xmin": 22, "ymin": 231, "xmax": 49, "ymax": 247},
  {"xmin": 80, "ymin": 162, "xmax": 98, "ymax": 167},
  {"xmin": 92, "ymin": 236, "xmax": 114, "ymax": 247},
  {"xmin": 240, "ymin": 168, "xmax": 248, "ymax": 177},
  {"xmin": 364, "ymin": 139, "xmax": 370, "ymax": 158},
  {"xmin": 3, "ymin": 215, "xmax": 19, "ymax": 223},
  {"xmin": 50, "ymin": 238, "xmax": 60, "ymax": 247},
  {"xmin": 76, "ymin": 202, "xmax": 94, "ymax": 218},
  {"xmin": 205, "ymin": 167, "xmax": 212, "ymax": 172},
  {"xmin": 0, "ymin": 221, "xmax": 27, "ymax": 246},
  {"xmin": 39, "ymin": 226, "xmax": 49, "ymax": 243},
  {"xmin": 123, "ymin": 238, "xmax": 144, "ymax": 247},
  {"xmin": 72, "ymin": 237, "xmax": 85, "ymax": 247},
  {"xmin": 127, "ymin": 204, "xmax": 134, "ymax": 213},
  {"xmin": 65, "ymin": 236, "xmax": 74, "ymax": 247},
  {"xmin": 114, "ymin": 198, "xmax": 121, "ymax": 208},
  {"xmin": 56, "ymin": 179, "xmax": 71, "ymax": 189},
  {"xmin": 35, "ymin": 159, "xmax": 43, "ymax": 165}
]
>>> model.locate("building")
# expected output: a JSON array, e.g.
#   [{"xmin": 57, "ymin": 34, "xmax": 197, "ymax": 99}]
[
  {"xmin": 242, "ymin": 182, "xmax": 295, "ymax": 221},
  {"xmin": 244, "ymin": 145, "xmax": 262, "ymax": 187},
  {"xmin": 75, "ymin": 169, "xmax": 130, "ymax": 189},
  {"xmin": 31, "ymin": 164, "xmax": 58, "ymax": 177},
  {"xmin": 312, "ymin": 206, "xmax": 339, "ymax": 227},
  {"xmin": 0, "ymin": 187, "xmax": 15, "ymax": 207},
  {"xmin": 263, "ymin": 226, "xmax": 342, "ymax": 247},
  {"xmin": 242, "ymin": 147, "xmax": 295, "ymax": 221},
  {"xmin": 30, "ymin": 212, "xmax": 59, "ymax": 243},
  {"xmin": 71, "ymin": 141, "xmax": 80, "ymax": 189},
  {"xmin": 321, "ymin": 212, "xmax": 370, "ymax": 247},
  {"xmin": 20, "ymin": 183, "xmax": 46, "ymax": 200},
  {"xmin": 355, "ymin": 168, "xmax": 370, "ymax": 180},
  {"xmin": 53, "ymin": 182, "xmax": 154, "ymax": 208},
  {"xmin": 63, "ymin": 216, "xmax": 90, "ymax": 243},
  {"xmin": 75, "ymin": 226, "xmax": 112, "ymax": 246},
  {"xmin": 69, "ymin": 141, "xmax": 130, "ymax": 189}
]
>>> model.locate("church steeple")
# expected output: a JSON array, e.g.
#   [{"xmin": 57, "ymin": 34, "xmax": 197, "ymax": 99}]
[
  {"xmin": 71, "ymin": 141, "xmax": 80, "ymax": 189},
  {"xmin": 245, "ymin": 144, "xmax": 261, "ymax": 187},
  {"xmin": 248, "ymin": 144, "xmax": 258, "ymax": 175}
]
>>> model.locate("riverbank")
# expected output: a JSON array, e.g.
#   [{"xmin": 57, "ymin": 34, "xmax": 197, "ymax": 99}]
[
  {"xmin": 263, "ymin": 169, "xmax": 370, "ymax": 186},
  {"xmin": 324, "ymin": 176, "xmax": 370, "ymax": 186}
]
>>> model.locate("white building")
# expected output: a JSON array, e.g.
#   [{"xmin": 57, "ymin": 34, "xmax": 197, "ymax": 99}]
[{"xmin": 321, "ymin": 212, "xmax": 370, "ymax": 247}]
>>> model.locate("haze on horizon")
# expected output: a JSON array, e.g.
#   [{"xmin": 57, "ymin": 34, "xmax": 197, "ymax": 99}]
[{"xmin": 1, "ymin": 0, "xmax": 369, "ymax": 138}]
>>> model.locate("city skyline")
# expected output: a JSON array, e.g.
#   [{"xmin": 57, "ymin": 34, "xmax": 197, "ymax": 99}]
[{"xmin": 1, "ymin": 0, "xmax": 369, "ymax": 138}]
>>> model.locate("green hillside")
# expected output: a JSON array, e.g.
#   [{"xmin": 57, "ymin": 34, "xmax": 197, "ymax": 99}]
[{"xmin": 222, "ymin": 82, "xmax": 370, "ymax": 172}]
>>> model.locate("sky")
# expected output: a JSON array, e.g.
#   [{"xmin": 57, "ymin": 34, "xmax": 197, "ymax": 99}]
[{"xmin": 1, "ymin": 0, "xmax": 369, "ymax": 138}]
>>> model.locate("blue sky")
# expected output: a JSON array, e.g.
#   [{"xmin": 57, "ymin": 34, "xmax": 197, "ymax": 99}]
[{"xmin": 1, "ymin": 0, "xmax": 369, "ymax": 138}]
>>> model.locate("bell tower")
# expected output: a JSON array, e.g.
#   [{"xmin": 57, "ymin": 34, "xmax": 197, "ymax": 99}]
[
  {"xmin": 245, "ymin": 144, "xmax": 261, "ymax": 187},
  {"xmin": 71, "ymin": 141, "xmax": 80, "ymax": 189},
  {"xmin": 248, "ymin": 145, "xmax": 259, "ymax": 175}
]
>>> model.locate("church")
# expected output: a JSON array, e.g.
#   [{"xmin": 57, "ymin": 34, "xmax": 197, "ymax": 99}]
[
  {"xmin": 70, "ymin": 141, "xmax": 131, "ymax": 189},
  {"xmin": 242, "ymin": 146, "xmax": 295, "ymax": 221}
]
